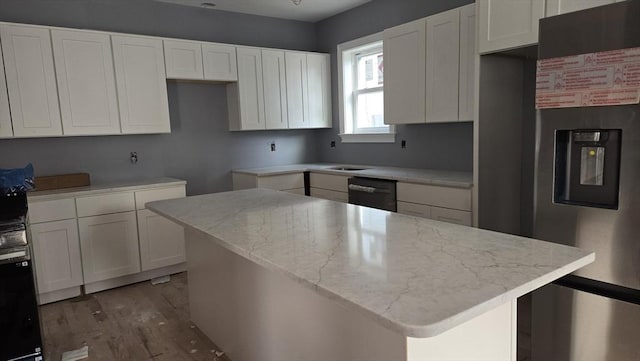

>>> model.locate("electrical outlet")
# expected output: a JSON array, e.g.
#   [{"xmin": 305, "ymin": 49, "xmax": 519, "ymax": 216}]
[
  {"xmin": 330, "ymin": 141, "xmax": 336, "ymax": 148},
  {"xmin": 130, "ymin": 152, "xmax": 138, "ymax": 164},
  {"xmin": 401, "ymin": 140, "xmax": 407, "ymax": 149},
  {"xmin": 270, "ymin": 142, "xmax": 276, "ymax": 152}
]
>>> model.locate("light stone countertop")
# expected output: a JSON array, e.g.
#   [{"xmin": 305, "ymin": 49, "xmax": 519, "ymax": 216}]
[
  {"xmin": 27, "ymin": 177, "xmax": 186, "ymax": 202},
  {"xmin": 233, "ymin": 163, "xmax": 473, "ymax": 188},
  {"xmin": 147, "ymin": 188, "xmax": 594, "ymax": 338}
]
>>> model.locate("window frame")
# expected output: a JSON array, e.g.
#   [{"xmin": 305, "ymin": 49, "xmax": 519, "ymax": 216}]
[{"xmin": 337, "ymin": 33, "xmax": 396, "ymax": 144}]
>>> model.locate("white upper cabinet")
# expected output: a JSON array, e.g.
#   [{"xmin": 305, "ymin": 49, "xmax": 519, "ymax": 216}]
[
  {"xmin": 0, "ymin": 24, "xmax": 63, "ymax": 137},
  {"xmin": 262, "ymin": 49, "xmax": 288, "ymax": 130},
  {"xmin": 383, "ymin": 19, "xmax": 426, "ymax": 125},
  {"xmin": 203, "ymin": 43, "xmax": 238, "ymax": 81},
  {"xmin": 384, "ymin": 5, "xmax": 474, "ymax": 125},
  {"xmin": 164, "ymin": 39, "xmax": 204, "ymax": 80},
  {"xmin": 285, "ymin": 51, "xmax": 309, "ymax": 129},
  {"xmin": 425, "ymin": 9, "xmax": 460, "ymax": 123},
  {"xmin": 546, "ymin": 0, "xmax": 617, "ymax": 16},
  {"xmin": 0, "ymin": 43, "xmax": 12, "ymax": 138},
  {"xmin": 459, "ymin": 4, "xmax": 476, "ymax": 121},
  {"xmin": 51, "ymin": 29, "xmax": 121, "ymax": 135},
  {"xmin": 306, "ymin": 53, "xmax": 332, "ymax": 128},
  {"xmin": 112, "ymin": 35, "xmax": 171, "ymax": 134},
  {"xmin": 478, "ymin": 0, "xmax": 546, "ymax": 54},
  {"xmin": 228, "ymin": 47, "xmax": 265, "ymax": 131}
]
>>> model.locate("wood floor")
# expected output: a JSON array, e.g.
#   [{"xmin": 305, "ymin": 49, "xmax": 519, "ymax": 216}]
[{"xmin": 39, "ymin": 272, "xmax": 230, "ymax": 361}]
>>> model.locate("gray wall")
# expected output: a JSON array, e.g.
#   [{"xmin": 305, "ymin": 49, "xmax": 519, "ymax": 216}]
[
  {"xmin": 0, "ymin": 0, "xmax": 319, "ymax": 195},
  {"xmin": 314, "ymin": 0, "xmax": 474, "ymax": 171}
]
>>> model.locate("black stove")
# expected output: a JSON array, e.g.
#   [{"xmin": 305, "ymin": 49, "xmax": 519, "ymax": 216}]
[{"xmin": 0, "ymin": 191, "xmax": 44, "ymax": 361}]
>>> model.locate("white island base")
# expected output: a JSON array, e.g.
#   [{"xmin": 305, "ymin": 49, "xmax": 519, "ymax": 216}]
[{"xmin": 187, "ymin": 228, "xmax": 516, "ymax": 361}]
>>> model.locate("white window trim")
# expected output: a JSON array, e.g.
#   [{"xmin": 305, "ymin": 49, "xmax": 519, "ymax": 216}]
[{"xmin": 337, "ymin": 32, "xmax": 396, "ymax": 144}]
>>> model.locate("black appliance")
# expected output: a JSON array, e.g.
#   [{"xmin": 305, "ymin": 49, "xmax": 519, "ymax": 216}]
[
  {"xmin": 347, "ymin": 177, "xmax": 397, "ymax": 212},
  {"xmin": 0, "ymin": 192, "xmax": 43, "ymax": 361}
]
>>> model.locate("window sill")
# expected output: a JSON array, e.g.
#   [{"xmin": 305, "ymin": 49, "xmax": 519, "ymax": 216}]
[{"xmin": 338, "ymin": 133, "xmax": 396, "ymax": 144}]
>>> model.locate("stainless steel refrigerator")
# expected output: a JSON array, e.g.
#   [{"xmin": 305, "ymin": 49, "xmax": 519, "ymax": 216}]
[{"xmin": 532, "ymin": 2, "xmax": 640, "ymax": 360}]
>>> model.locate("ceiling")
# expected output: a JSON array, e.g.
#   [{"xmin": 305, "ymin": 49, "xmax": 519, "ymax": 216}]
[{"xmin": 155, "ymin": 0, "xmax": 371, "ymax": 22}]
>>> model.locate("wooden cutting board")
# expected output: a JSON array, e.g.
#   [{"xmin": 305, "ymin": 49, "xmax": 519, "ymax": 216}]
[{"xmin": 33, "ymin": 173, "xmax": 90, "ymax": 191}]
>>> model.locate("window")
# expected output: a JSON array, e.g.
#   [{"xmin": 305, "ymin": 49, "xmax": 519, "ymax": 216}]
[{"xmin": 338, "ymin": 33, "xmax": 395, "ymax": 143}]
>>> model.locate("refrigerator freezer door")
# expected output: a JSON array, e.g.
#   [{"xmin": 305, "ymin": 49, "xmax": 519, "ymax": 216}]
[{"xmin": 532, "ymin": 285, "xmax": 640, "ymax": 361}]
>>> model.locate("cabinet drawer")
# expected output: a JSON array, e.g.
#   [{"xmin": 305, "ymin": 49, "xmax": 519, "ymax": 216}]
[
  {"xmin": 310, "ymin": 188, "xmax": 348, "ymax": 203},
  {"xmin": 431, "ymin": 207, "xmax": 472, "ymax": 226},
  {"xmin": 76, "ymin": 192, "xmax": 135, "ymax": 217},
  {"xmin": 310, "ymin": 173, "xmax": 348, "ymax": 192},
  {"xmin": 135, "ymin": 186, "xmax": 186, "ymax": 210},
  {"xmin": 397, "ymin": 201, "xmax": 432, "ymax": 218},
  {"xmin": 285, "ymin": 188, "xmax": 305, "ymax": 196},
  {"xmin": 29, "ymin": 198, "xmax": 77, "ymax": 223},
  {"xmin": 257, "ymin": 174, "xmax": 304, "ymax": 191},
  {"xmin": 397, "ymin": 183, "xmax": 471, "ymax": 211}
]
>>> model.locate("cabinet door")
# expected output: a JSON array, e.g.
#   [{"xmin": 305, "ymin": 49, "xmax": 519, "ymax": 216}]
[
  {"xmin": 164, "ymin": 40, "xmax": 204, "ymax": 80},
  {"xmin": 0, "ymin": 43, "xmax": 12, "ymax": 138},
  {"xmin": 478, "ymin": 0, "xmax": 546, "ymax": 54},
  {"xmin": 262, "ymin": 49, "xmax": 288, "ymax": 130},
  {"xmin": 546, "ymin": 0, "xmax": 616, "ymax": 16},
  {"xmin": 78, "ymin": 212, "xmax": 141, "ymax": 283},
  {"xmin": 30, "ymin": 219, "xmax": 83, "ymax": 294},
  {"xmin": 232, "ymin": 47, "xmax": 265, "ymax": 130},
  {"xmin": 426, "ymin": 9, "xmax": 460, "ymax": 123},
  {"xmin": 203, "ymin": 43, "xmax": 238, "ymax": 81},
  {"xmin": 285, "ymin": 52, "xmax": 309, "ymax": 129},
  {"xmin": 383, "ymin": 19, "xmax": 426, "ymax": 124},
  {"xmin": 137, "ymin": 209, "xmax": 186, "ymax": 271},
  {"xmin": 307, "ymin": 53, "xmax": 332, "ymax": 128},
  {"xmin": 0, "ymin": 24, "xmax": 63, "ymax": 137},
  {"xmin": 112, "ymin": 35, "xmax": 171, "ymax": 134},
  {"xmin": 51, "ymin": 29, "xmax": 120, "ymax": 135},
  {"xmin": 459, "ymin": 4, "xmax": 476, "ymax": 121}
]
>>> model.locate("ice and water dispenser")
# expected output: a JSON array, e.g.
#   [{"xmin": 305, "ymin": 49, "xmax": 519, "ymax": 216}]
[{"xmin": 554, "ymin": 129, "xmax": 622, "ymax": 209}]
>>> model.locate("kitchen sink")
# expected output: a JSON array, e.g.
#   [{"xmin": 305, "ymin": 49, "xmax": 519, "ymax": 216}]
[{"xmin": 330, "ymin": 167, "xmax": 368, "ymax": 171}]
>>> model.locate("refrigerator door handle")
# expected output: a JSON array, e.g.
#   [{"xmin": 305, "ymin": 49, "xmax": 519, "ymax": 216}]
[{"xmin": 553, "ymin": 274, "xmax": 640, "ymax": 306}]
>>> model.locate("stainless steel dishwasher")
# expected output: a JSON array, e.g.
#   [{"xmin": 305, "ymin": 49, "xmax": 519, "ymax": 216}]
[{"xmin": 347, "ymin": 177, "xmax": 397, "ymax": 212}]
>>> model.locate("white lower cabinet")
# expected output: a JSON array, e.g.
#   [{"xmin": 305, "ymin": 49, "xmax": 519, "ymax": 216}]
[
  {"xmin": 232, "ymin": 172, "xmax": 304, "ymax": 193},
  {"xmin": 30, "ymin": 219, "xmax": 83, "ymax": 295},
  {"xmin": 397, "ymin": 201, "xmax": 432, "ymax": 219},
  {"xmin": 397, "ymin": 182, "xmax": 473, "ymax": 226},
  {"xmin": 310, "ymin": 188, "xmax": 348, "ymax": 203},
  {"xmin": 78, "ymin": 211, "xmax": 141, "ymax": 283},
  {"xmin": 138, "ymin": 209, "xmax": 186, "ymax": 271},
  {"xmin": 431, "ymin": 206, "xmax": 472, "ymax": 226},
  {"xmin": 309, "ymin": 173, "xmax": 349, "ymax": 202}
]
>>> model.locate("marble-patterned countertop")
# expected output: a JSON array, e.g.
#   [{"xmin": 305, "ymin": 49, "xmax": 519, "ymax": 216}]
[
  {"xmin": 233, "ymin": 163, "xmax": 473, "ymax": 188},
  {"xmin": 27, "ymin": 177, "xmax": 186, "ymax": 202},
  {"xmin": 147, "ymin": 189, "xmax": 594, "ymax": 338}
]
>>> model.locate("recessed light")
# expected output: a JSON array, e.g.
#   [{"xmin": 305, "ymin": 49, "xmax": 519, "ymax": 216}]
[{"xmin": 201, "ymin": 2, "xmax": 216, "ymax": 8}]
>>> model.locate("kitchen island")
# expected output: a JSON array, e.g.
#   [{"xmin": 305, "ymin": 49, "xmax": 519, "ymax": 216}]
[{"xmin": 147, "ymin": 189, "xmax": 593, "ymax": 361}]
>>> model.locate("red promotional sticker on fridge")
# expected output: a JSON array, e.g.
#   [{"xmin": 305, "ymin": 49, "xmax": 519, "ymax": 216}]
[{"xmin": 536, "ymin": 47, "xmax": 640, "ymax": 109}]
